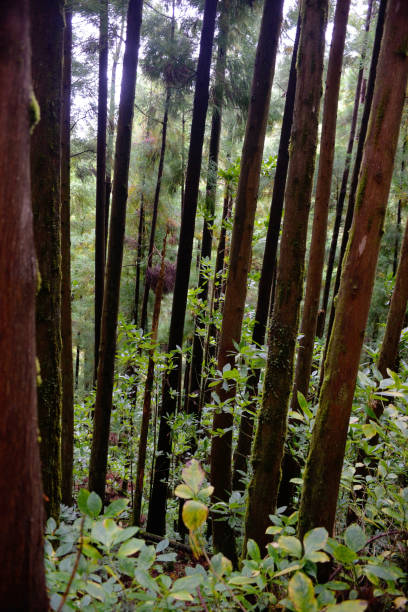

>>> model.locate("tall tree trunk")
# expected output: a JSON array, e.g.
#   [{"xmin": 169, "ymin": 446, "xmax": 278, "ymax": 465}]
[
  {"xmin": 317, "ymin": 0, "xmax": 374, "ymax": 338},
  {"xmin": 232, "ymin": 13, "xmax": 300, "ymax": 492},
  {"xmin": 210, "ymin": 0, "xmax": 284, "ymax": 562},
  {"xmin": 31, "ymin": 0, "xmax": 64, "ymax": 520},
  {"xmin": 133, "ymin": 197, "xmax": 145, "ymax": 325},
  {"xmin": 392, "ymin": 132, "xmax": 406, "ymax": 276},
  {"xmin": 89, "ymin": 0, "xmax": 144, "ymax": 500},
  {"xmin": 244, "ymin": 0, "xmax": 328, "ymax": 554},
  {"xmin": 321, "ymin": 0, "xmax": 387, "ymax": 386},
  {"xmin": 298, "ymin": 0, "xmax": 408, "ymax": 539},
  {"xmin": 290, "ymin": 0, "xmax": 350, "ymax": 411},
  {"xmin": 140, "ymin": 87, "xmax": 171, "ymax": 333},
  {"xmin": 147, "ymin": 0, "xmax": 218, "ymax": 536},
  {"xmin": 61, "ymin": 6, "xmax": 74, "ymax": 507},
  {"xmin": 133, "ymin": 233, "xmax": 168, "ymax": 526},
  {"xmin": 94, "ymin": 0, "xmax": 109, "ymax": 384},
  {"xmin": 187, "ymin": 0, "xmax": 230, "ymax": 423},
  {"xmin": 0, "ymin": 2, "xmax": 48, "ymax": 607}
]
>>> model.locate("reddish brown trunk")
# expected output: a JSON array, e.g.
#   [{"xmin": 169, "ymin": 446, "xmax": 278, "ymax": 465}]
[{"xmin": 0, "ymin": 2, "xmax": 48, "ymax": 607}]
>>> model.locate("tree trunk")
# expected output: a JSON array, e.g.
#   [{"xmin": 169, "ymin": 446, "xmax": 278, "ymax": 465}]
[
  {"xmin": 232, "ymin": 13, "xmax": 300, "ymax": 492},
  {"xmin": 317, "ymin": 0, "xmax": 374, "ymax": 338},
  {"xmin": 147, "ymin": 0, "xmax": 218, "ymax": 536},
  {"xmin": 244, "ymin": 0, "xmax": 328, "ymax": 554},
  {"xmin": 133, "ymin": 197, "xmax": 145, "ymax": 325},
  {"xmin": 61, "ymin": 6, "xmax": 74, "ymax": 507},
  {"xmin": 210, "ymin": 0, "xmax": 284, "ymax": 562},
  {"xmin": 290, "ymin": 0, "xmax": 350, "ymax": 411},
  {"xmin": 298, "ymin": 0, "xmax": 408, "ymax": 539},
  {"xmin": 89, "ymin": 0, "xmax": 144, "ymax": 500},
  {"xmin": 187, "ymin": 0, "xmax": 230, "ymax": 424},
  {"xmin": 321, "ymin": 0, "xmax": 387, "ymax": 386},
  {"xmin": 133, "ymin": 233, "xmax": 168, "ymax": 526},
  {"xmin": 31, "ymin": 0, "xmax": 64, "ymax": 520},
  {"xmin": 94, "ymin": 0, "xmax": 109, "ymax": 384},
  {"xmin": 0, "ymin": 3, "xmax": 48, "ymax": 608},
  {"xmin": 140, "ymin": 87, "xmax": 171, "ymax": 333}
]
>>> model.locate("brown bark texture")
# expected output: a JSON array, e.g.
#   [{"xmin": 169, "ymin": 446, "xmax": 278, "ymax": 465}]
[
  {"xmin": 61, "ymin": 6, "xmax": 74, "ymax": 507},
  {"xmin": 31, "ymin": 0, "xmax": 65, "ymax": 520},
  {"xmin": 291, "ymin": 0, "xmax": 350, "ymax": 409},
  {"xmin": 89, "ymin": 0, "xmax": 144, "ymax": 499},
  {"xmin": 0, "ymin": 1, "xmax": 48, "ymax": 608},
  {"xmin": 210, "ymin": 0, "xmax": 284, "ymax": 562},
  {"xmin": 298, "ymin": 0, "xmax": 408, "ymax": 539},
  {"xmin": 147, "ymin": 0, "xmax": 218, "ymax": 536},
  {"xmin": 244, "ymin": 0, "xmax": 328, "ymax": 554}
]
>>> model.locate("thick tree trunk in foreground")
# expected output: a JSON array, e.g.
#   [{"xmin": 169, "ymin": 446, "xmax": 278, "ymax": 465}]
[
  {"xmin": 0, "ymin": 2, "xmax": 48, "ymax": 608},
  {"xmin": 210, "ymin": 0, "xmax": 284, "ymax": 562},
  {"xmin": 244, "ymin": 0, "xmax": 328, "ymax": 554},
  {"xmin": 94, "ymin": 0, "xmax": 109, "ymax": 384},
  {"xmin": 31, "ymin": 0, "xmax": 64, "ymax": 520},
  {"xmin": 232, "ymin": 14, "xmax": 300, "ymax": 491},
  {"xmin": 89, "ymin": 0, "xmax": 144, "ymax": 499},
  {"xmin": 147, "ymin": 0, "xmax": 218, "ymax": 536},
  {"xmin": 317, "ymin": 0, "xmax": 374, "ymax": 338},
  {"xmin": 61, "ymin": 7, "xmax": 74, "ymax": 507},
  {"xmin": 298, "ymin": 0, "xmax": 408, "ymax": 539},
  {"xmin": 291, "ymin": 0, "xmax": 350, "ymax": 410}
]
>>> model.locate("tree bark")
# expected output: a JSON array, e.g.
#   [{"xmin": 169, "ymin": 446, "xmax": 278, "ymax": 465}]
[
  {"xmin": 210, "ymin": 0, "xmax": 284, "ymax": 562},
  {"xmin": 89, "ymin": 0, "xmax": 144, "ymax": 500},
  {"xmin": 290, "ymin": 0, "xmax": 350, "ymax": 411},
  {"xmin": 94, "ymin": 0, "xmax": 109, "ymax": 384},
  {"xmin": 0, "ymin": 2, "xmax": 48, "ymax": 608},
  {"xmin": 61, "ymin": 6, "xmax": 74, "ymax": 507},
  {"xmin": 147, "ymin": 0, "xmax": 218, "ymax": 536},
  {"xmin": 232, "ymin": 13, "xmax": 300, "ymax": 492},
  {"xmin": 244, "ymin": 0, "xmax": 328, "ymax": 554},
  {"xmin": 133, "ymin": 196, "xmax": 145, "ymax": 325},
  {"xmin": 31, "ymin": 0, "xmax": 65, "ymax": 520},
  {"xmin": 298, "ymin": 0, "xmax": 408, "ymax": 539}
]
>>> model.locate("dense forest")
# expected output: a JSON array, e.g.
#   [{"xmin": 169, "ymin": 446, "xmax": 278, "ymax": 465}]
[{"xmin": 1, "ymin": 0, "xmax": 408, "ymax": 609}]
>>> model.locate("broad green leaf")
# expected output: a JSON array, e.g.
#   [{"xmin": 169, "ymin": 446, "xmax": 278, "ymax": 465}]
[
  {"xmin": 111, "ymin": 526, "xmax": 139, "ymax": 545},
  {"xmin": 155, "ymin": 537, "xmax": 169, "ymax": 553},
  {"xmin": 331, "ymin": 543, "xmax": 357, "ymax": 564},
  {"xmin": 87, "ymin": 491, "xmax": 102, "ymax": 518},
  {"xmin": 171, "ymin": 574, "xmax": 203, "ymax": 592},
  {"xmin": 181, "ymin": 460, "xmax": 205, "ymax": 495},
  {"xmin": 303, "ymin": 527, "xmax": 328, "ymax": 556},
  {"xmin": 82, "ymin": 542, "xmax": 102, "ymax": 560},
  {"xmin": 362, "ymin": 423, "xmax": 377, "ymax": 439},
  {"xmin": 325, "ymin": 581, "xmax": 350, "ymax": 591},
  {"xmin": 200, "ymin": 485, "xmax": 214, "ymax": 498},
  {"xmin": 247, "ymin": 539, "xmax": 261, "ymax": 561},
  {"xmin": 274, "ymin": 562, "xmax": 302, "ymax": 578},
  {"xmin": 104, "ymin": 498, "xmax": 129, "ymax": 517},
  {"xmin": 364, "ymin": 563, "xmax": 403, "ymax": 582},
  {"xmin": 182, "ymin": 500, "xmax": 208, "ymax": 531},
  {"xmin": 306, "ymin": 551, "xmax": 330, "ymax": 563},
  {"xmin": 228, "ymin": 575, "xmax": 259, "ymax": 586},
  {"xmin": 85, "ymin": 581, "xmax": 105, "ymax": 601},
  {"xmin": 170, "ymin": 591, "xmax": 194, "ymax": 601},
  {"xmin": 77, "ymin": 489, "xmax": 90, "ymax": 515},
  {"xmin": 326, "ymin": 601, "xmax": 368, "ymax": 611},
  {"xmin": 297, "ymin": 392, "xmax": 313, "ymax": 418},
  {"xmin": 210, "ymin": 553, "xmax": 233, "ymax": 576},
  {"xmin": 288, "ymin": 572, "xmax": 318, "ymax": 612},
  {"xmin": 118, "ymin": 538, "xmax": 145, "ymax": 558},
  {"xmin": 174, "ymin": 484, "xmax": 194, "ymax": 500},
  {"xmin": 46, "ymin": 517, "xmax": 57, "ymax": 534},
  {"xmin": 277, "ymin": 535, "xmax": 302, "ymax": 558},
  {"xmin": 344, "ymin": 524, "xmax": 367, "ymax": 552},
  {"xmin": 134, "ymin": 569, "xmax": 160, "ymax": 593}
]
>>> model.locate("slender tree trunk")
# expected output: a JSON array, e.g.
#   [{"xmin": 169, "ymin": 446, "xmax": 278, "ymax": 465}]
[
  {"xmin": 232, "ymin": 14, "xmax": 300, "ymax": 492},
  {"xmin": 210, "ymin": 0, "xmax": 284, "ymax": 562},
  {"xmin": 298, "ymin": 0, "xmax": 408, "ymax": 539},
  {"xmin": 0, "ymin": 3, "xmax": 48, "ymax": 607},
  {"xmin": 133, "ymin": 197, "xmax": 145, "ymax": 325},
  {"xmin": 187, "ymin": 0, "xmax": 230, "ymax": 423},
  {"xmin": 290, "ymin": 0, "xmax": 350, "ymax": 411},
  {"xmin": 31, "ymin": 0, "xmax": 64, "ymax": 520},
  {"xmin": 75, "ymin": 341, "xmax": 80, "ymax": 390},
  {"xmin": 89, "ymin": 0, "xmax": 144, "ymax": 500},
  {"xmin": 244, "ymin": 0, "xmax": 328, "ymax": 554},
  {"xmin": 133, "ymin": 233, "xmax": 167, "ymax": 526},
  {"xmin": 317, "ymin": 0, "xmax": 374, "ymax": 338},
  {"xmin": 140, "ymin": 87, "xmax": 171, "ymax": 332},
  {"xmin": 94, "ymin": 0, "xmax": 109, "ymax": 384},
  {"xmin": 61, "ymin": 6, "xmax": 74, "ymax": 507},
  {"xmin": 321, "ymin": 0, "xmax": 387, "ymax": 386},
  {"xmin": 147, "ymin": 0, "xmax": 218, "ymax": 536},
  {"xmin": 392, "ymin": 133, "xmax": 406, "ymax": 276}
]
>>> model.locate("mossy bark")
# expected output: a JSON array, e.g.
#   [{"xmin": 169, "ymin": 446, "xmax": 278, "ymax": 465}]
[
  {"xmin": 89, "ymin": 0, "xmax": 143, "ymax": 500},
  {"xmin": 210, "ymin": 0, "xmax": 284, "ymax": 563},
  {"xmin": 146, "ymin": 0, "xmax": 218, "ymax": 536},
  {"xmin": 0, "ymin": 2, "xmax": 48, "ymax": 607},
  {"xmin": 31, "ymin": 0, "xmax": 65, "ymax": 520},
  {"xmin": 244, "ymin": 0, "xmax": 328, "ymax": 554},
  {"xmin": 232, "ymin": 13, "xmax": 300, "ymax": 492},
  {"xmin": 298, "ymin": 0, "xmax": 408, "ymax": 539},
  {"xmin": 61, "ymin": 7, "xmax": 74, "ymax": 507}
]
